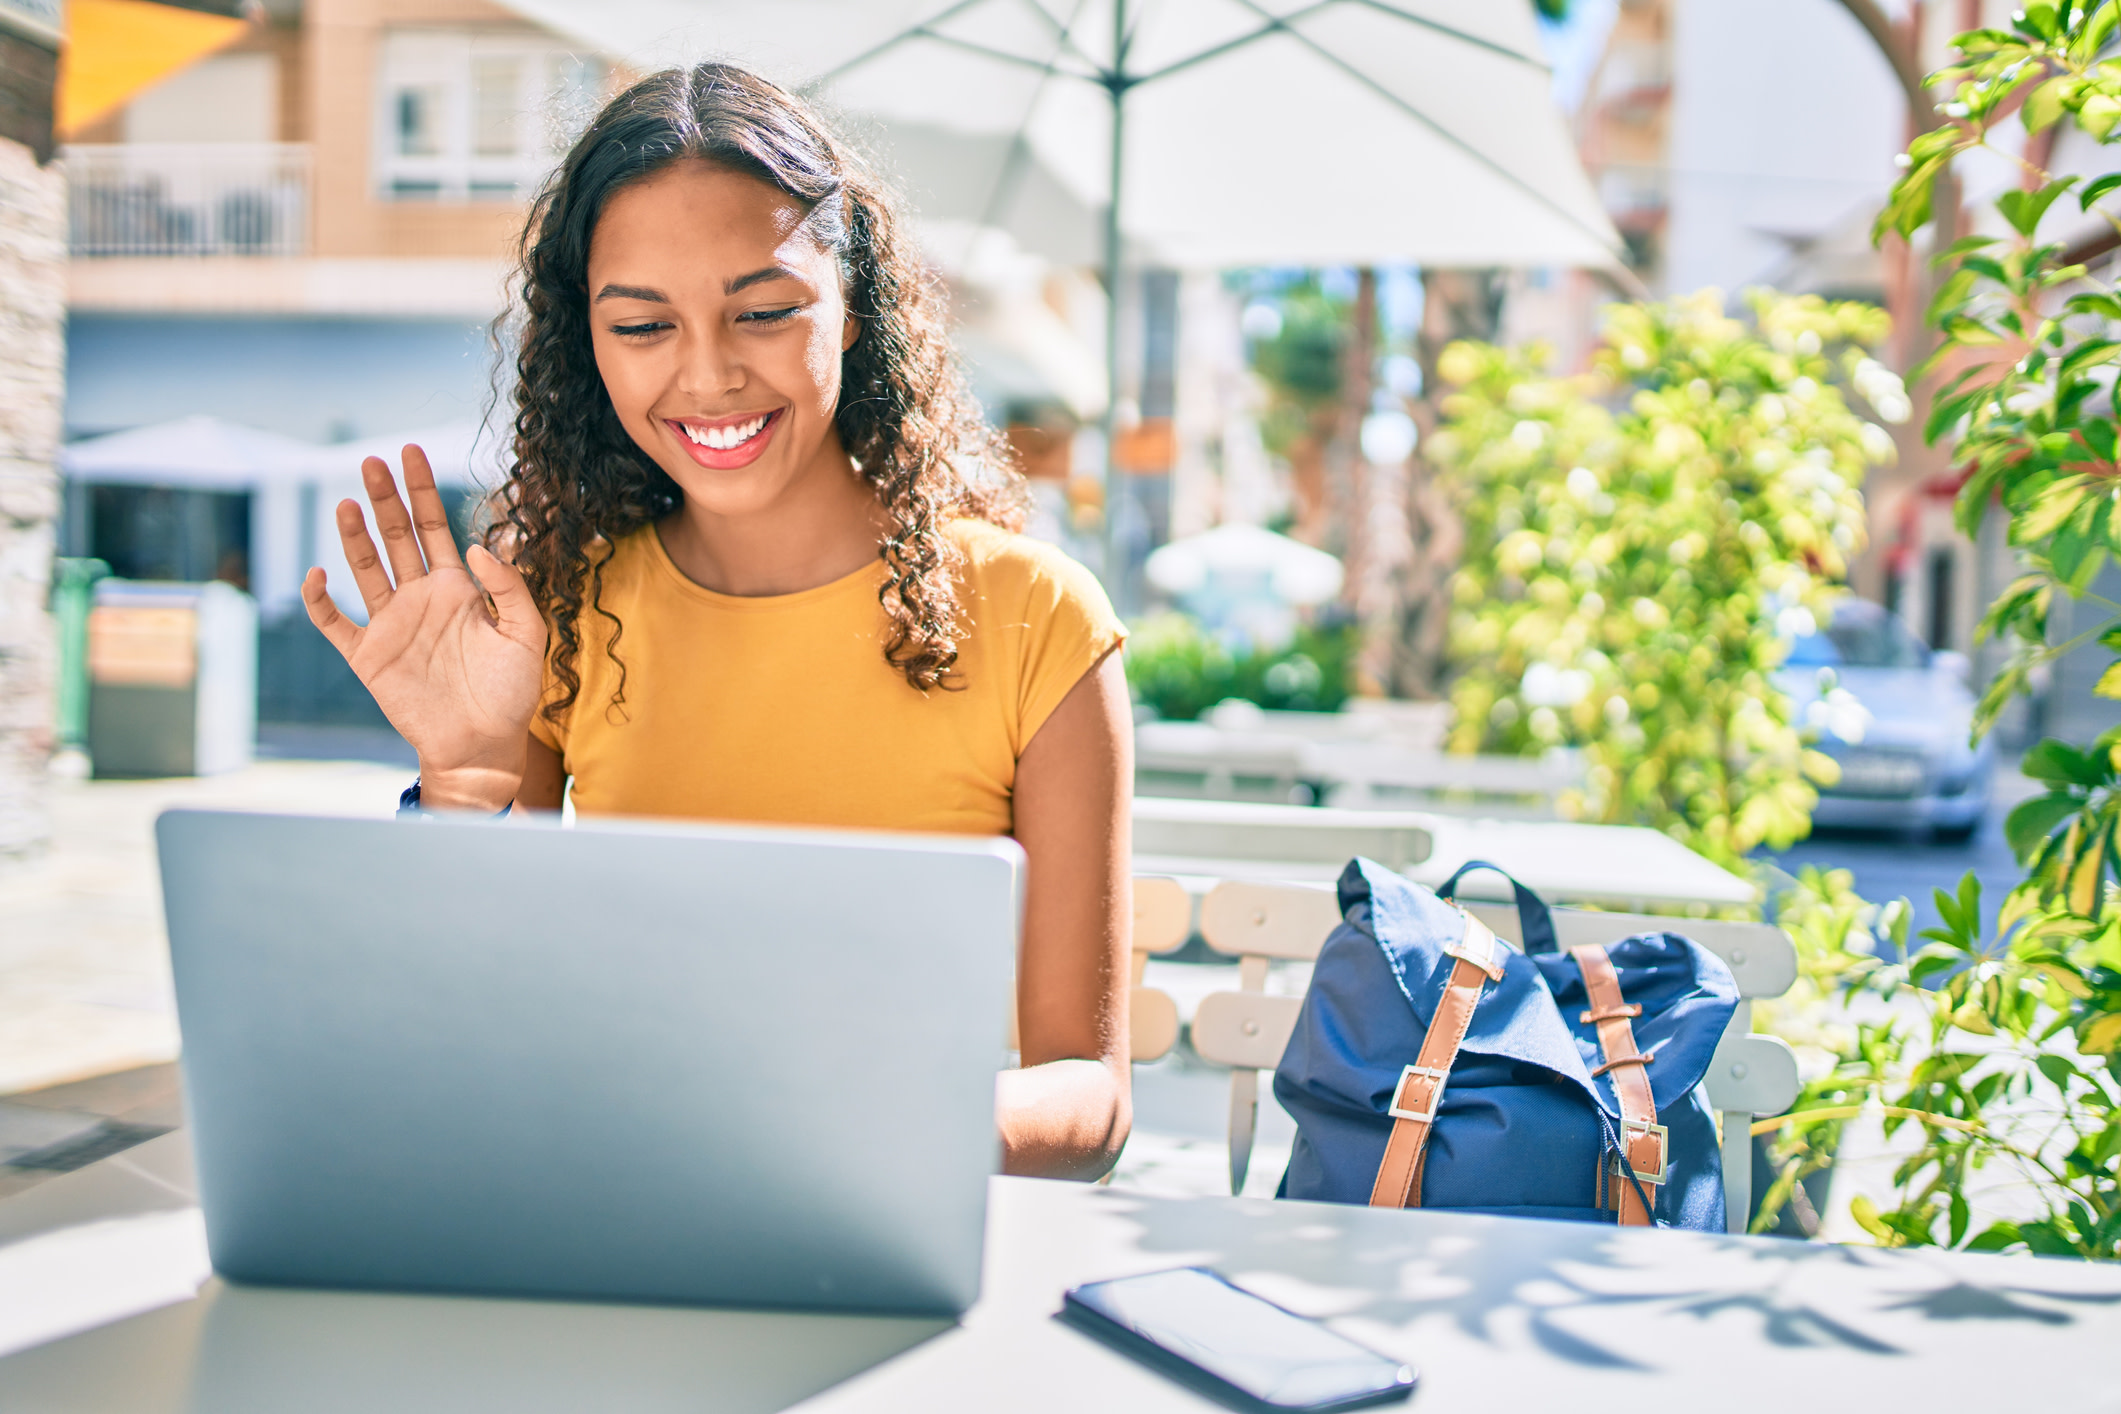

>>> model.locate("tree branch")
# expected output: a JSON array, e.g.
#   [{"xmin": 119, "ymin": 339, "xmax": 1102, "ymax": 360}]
[{"xmin": 1833, "ymin": 0, "xmax": 1942, "ymax": 131}]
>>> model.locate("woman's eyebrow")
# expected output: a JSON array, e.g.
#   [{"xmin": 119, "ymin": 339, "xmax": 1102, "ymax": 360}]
[
  {"xmin": 594, "ymin": 283, "xmax": 669, "ymax": 304},
  {"xmin": 724, "ymin": 264, "xmax": 802, "ymax": 295}
]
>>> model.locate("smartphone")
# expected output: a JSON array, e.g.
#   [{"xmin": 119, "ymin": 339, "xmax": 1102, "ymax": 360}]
[{"xmin": 1060, "ymin": 1267, "xmax": 1417, "ymax": 1413}]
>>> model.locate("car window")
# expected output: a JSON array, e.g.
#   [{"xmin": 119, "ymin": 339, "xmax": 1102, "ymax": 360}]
[{"xmin": 1783, "ymin": 601, "xmax": 1930, "ymax": 669}]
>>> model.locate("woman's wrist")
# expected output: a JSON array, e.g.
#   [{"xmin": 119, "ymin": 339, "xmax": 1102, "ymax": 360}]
[{"xmin": 413, "ymin": 762, "xmax": 524, "ymax": 814}]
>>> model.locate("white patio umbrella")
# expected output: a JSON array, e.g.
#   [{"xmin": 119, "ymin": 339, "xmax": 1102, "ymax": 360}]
[
  {"xmin": 61, "ymin": 415, "xmax": 318, "ymax": 490},
  {"xmin": 1146, "ymin": 522, "xmax": 1344, "ymax": 605},
  {"xmin": 497, "ymin": 0, "xmax": 1625, "ymax": 574}
]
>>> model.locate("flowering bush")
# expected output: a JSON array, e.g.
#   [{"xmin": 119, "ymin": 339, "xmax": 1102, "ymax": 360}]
[{"xmin": 1430, "ymin": 291, "xmax": 1901, "ymax": 868}]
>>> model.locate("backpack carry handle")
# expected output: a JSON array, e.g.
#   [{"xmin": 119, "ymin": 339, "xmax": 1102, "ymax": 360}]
[{"xmin": 1436, "ymin": 859, "xmax": 1559, "ymax": 954}]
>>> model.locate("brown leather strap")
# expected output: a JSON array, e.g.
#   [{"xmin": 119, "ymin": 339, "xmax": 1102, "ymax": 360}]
[
  {"xmin": 1571, "ymin": 945, "xmax": 1664, "ymax": 1227},
  {"xmin": 1368, "ymin": 912, "xmax": 1506, "ymax": 1209}
]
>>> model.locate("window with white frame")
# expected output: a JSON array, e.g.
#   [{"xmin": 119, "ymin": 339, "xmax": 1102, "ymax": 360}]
[{"xmin": 375, "ymin": 29, "xmax": 607, "ymax": 202}]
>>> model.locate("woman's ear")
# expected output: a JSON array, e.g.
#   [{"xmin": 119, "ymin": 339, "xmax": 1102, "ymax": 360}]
[{"xmin": 841, "ymin": 313, "xmax": 860, "ymax": 353}]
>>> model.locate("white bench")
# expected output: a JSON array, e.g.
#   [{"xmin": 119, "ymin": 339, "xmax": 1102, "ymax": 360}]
[
  {"xmin": 1185, "ymin": 880, "xmax": 1800, "ymax": 1233},
  {"xmin": 1307, "ymin": 743, "xmax": 1585, "ymax": 818}
]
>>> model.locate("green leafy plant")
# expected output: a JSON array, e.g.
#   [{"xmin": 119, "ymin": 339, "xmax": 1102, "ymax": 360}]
[
  {"xmin": 1756, "ymin": 865, "xmax": 2121, "ymax": 1257},
  {"xmin": 1430, "ymin": 291, "xmax": 1898, "ymax": 869},
  {"xmin": 1248, "ymin": 276, "xmax": 1349, "ymax": 462},
  {"xmin": 1750, "ymin": 867, "xmax": 1909, "ymax": 1238},
  {"xmin": 1812, "ymin": 0, "xmax": 2121, "ymax": 1259},
  {"xmin": 1125, "ymin": 614, "xmax": 1356, "ymax": 720}
]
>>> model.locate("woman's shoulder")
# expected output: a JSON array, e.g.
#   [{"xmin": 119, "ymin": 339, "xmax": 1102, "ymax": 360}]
[{"xmin": 946, "ymin": 518, "xmax": 1109, "ymax": 613}]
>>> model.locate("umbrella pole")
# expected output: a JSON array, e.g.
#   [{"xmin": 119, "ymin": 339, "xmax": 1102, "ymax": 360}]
[{"xmin": 1099, "ymin": 0, "xmax": 1129, "ymax": 601}]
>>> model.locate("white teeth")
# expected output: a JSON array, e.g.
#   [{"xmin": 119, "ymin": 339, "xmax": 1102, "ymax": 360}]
[{"xmin": 681, "ymin": 415, "xmax": 768, "ymax": 451}]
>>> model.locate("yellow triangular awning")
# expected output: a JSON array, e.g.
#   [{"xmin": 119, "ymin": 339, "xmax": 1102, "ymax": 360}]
[{"xmin": 57, "ymin": 0, "xmax": 251, "ymax": 137}]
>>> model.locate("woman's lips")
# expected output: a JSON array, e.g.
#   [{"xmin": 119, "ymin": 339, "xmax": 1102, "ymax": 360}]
[{"xmin": 666, "ymin": 408, "xmax": 784, "ymax": 470}]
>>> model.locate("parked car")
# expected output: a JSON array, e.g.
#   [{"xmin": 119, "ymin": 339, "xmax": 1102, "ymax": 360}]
[{"xmin": 1775, "ymin": 597, "xmax": 1995, "ymax": 840}]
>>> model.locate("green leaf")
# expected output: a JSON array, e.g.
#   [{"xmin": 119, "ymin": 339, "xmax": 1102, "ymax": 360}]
[
  {"xmin": 2098, "ymin": 660, "xmax": 2121, "ymax": 698},
  {"xmin": 1932, "ymin": 234, "xmax": 2003, "ymax": 265},
  {"xmin": 2036, "ymin": 1053, "xmax": 2083, "ymax": 1088},
  {"xmin": 2023, "ymin": 738, "xmax": 2109, "ymax": 786},
  {"xmin": 1966, "ymin": 1221, "xmax": 2022, "ymax": 1251},
  {"xmin": 2083, "ymin": 420, "xmax": 2119, "ymax": 464},
  {"xmin": 2019, "ymin": 1, "xmax": 2063, "ymax": 39},
  {"xmin": 2073, "ymin": 0, "xmax": 2121, "ymax": 64},
  {"xmin": 2082, "ymin": 92, "xmax": 2121, "ymax": 140},
  {"xmin": 2061, "ymin": 339, "xmax": 2121, "ymax": 378},
  {"xmin": 1924, "ymin": 389, "xmax": 1983, "ymax": 445},
  {"xmin": 2025, "ymin": 74, "xmax": 2078, "ymax": 133},
  {"xmin": 1949, "ymin": 1189, "xmax": 1971, "ymax": 1247},
  {"xmin": 2067, "ymin": 291, "xmax": 2121, "ymax": 320},
  {"xmin": 2081, "ymin": 172, "xmax": 2121, "ymax": 210},
  {"xmin": 1997, "ymin": 181, "xmax": 2079, "ymax": 239},
  {"xmin": 1849, "ymin": 1193, "xmax": 1895, "ymax": 1244},
  {"xmin": 2022, "ymin": 1220, "xmax": 2080, "ymax": 1256},
  {"xmin": 2007, "ymin": 791, "xmax": 2082, "ymax": 860},
  {"xmin": 1927, "ymin": 265, "xmax": 1980, "ymax": 325},
  {"xmin": 1877, "ymin": 154, "xmax": 1953, "ymax": 243}
]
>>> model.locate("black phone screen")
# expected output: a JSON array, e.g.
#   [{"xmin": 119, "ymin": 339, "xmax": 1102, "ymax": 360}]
[{"xmin": 1061, "ymin": 1267, "xmax": 1416, "ymax": 1412}]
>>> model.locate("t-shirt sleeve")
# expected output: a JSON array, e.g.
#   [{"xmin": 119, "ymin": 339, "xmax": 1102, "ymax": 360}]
[{"xmin": 1008, "ymin": 536, "xmax": 1128, "ymax": 755}]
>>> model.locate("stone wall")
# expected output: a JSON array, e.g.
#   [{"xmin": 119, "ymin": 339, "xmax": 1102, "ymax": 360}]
[{"xmin": 0, "ymin": 130, "xmax": 64, "ymax": 856}]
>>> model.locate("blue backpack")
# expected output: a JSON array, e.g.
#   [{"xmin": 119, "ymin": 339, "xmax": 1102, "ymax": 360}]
[{"xmin": 1274, "ymin": 859, "xmax": 1739, "ymax": 1229}]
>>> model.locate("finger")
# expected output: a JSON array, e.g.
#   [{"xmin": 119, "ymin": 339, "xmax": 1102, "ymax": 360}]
[
  {"xmin": 399, "ymin": 443, "xmax": 463, "ymax": 573},
  {"xmin": 467, "ymin": 543, "xmax": 547, "ymax": 649},
  {"xmin": 336, "ymin": 498, "xmax": 396, "ymax": 618},
  {"xmin": 301, "ymin": 567, "xmax": 363, "ymax": 660},
  {"xmin": 362, "ymin": 455, "xmax": 428, "ymax": 584}
]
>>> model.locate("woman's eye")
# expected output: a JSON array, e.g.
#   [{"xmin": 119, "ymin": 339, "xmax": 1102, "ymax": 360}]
[
  {"xmin": 610, "ymin": 321, "xmax": 670, "ymax": 338},
  {"xmin": 738, "ymin": 305, "xmax": 802, "ymax": 325}
]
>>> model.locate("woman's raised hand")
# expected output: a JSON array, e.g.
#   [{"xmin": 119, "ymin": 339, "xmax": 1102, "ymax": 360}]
[{"xmin": 302, "ymin": 447, "xmax": 547, "ymax": 812}]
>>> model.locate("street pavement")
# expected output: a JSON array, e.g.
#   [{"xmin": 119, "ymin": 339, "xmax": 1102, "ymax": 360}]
[
  {"xmin": 0, "ymin": 759, "xmax": 405, "ymax": 1098},
  {"xmin": 1757, "ymin": 758, "xmax": 2040, "ymax": 943}
]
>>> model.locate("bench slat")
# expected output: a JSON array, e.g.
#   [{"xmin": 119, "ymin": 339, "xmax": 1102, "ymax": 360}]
[
  {"xmin": 1703, "ymin": 1032, "xmax": 1801, "ymax": 1117},
  {"xmin": 1192, "ymin": 991, "xmax": 1304, "ymax": 1071}
]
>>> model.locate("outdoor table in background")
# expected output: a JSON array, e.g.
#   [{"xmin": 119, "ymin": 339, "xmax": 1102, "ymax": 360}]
[
  {"xmin": 1, "ymin": 1129, "xmax": 2117, "ymax": 1412},
  {"xmin": 1133, "ymin": 798, "xmax": 1758, "ymax": 910},
  {"xmin": 1410, "ymin": 816, "xmax": 1760, "ymax": 912}
]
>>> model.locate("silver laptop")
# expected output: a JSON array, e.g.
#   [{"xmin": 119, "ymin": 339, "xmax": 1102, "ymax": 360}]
[{"xmin": 155, "ymin": 808, "xmax": 1021, "ymax": 1316}]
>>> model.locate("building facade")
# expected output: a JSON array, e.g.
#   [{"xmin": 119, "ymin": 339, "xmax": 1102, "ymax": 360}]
[{"xmin": 0, "ymin": 0, "xmax": 63, "ymax": 853}]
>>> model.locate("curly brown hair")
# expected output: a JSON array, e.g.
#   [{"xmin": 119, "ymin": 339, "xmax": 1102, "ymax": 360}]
[{"xmin": 492, "ymin": 63, "xmax": 1026, "ymax": 724}]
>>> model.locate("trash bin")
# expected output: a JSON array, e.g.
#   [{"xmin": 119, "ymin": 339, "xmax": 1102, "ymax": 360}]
[
  {"xmin": 50, "ymin": 557, "xmax": 110, "ymax": 753},
  {"xmin": 87, "ymin": 580, "xmax": 257, "ymax": 778}
]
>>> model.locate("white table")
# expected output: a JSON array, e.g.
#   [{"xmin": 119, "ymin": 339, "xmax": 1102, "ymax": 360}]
[
  {"xmin": 3, "ymin": 1130, "xmax": 2118, "ymax": 1412},
  {"xmin": 1410, "ymin": 816, "xmax": 1760, "ymax": 910},
  {"xmin": 1134, "ymin": 798, "xmax": 1757, "ymax": 909}
]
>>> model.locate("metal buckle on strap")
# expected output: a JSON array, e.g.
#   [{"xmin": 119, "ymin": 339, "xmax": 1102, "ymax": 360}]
[
  {"xmin": 1611, "ymin": 1119, "xmax": 1670, "ymax": 1184},
  {"xmin": 1387, "ymin": 1064, "xmax": 1450, "ymax": 1125}
]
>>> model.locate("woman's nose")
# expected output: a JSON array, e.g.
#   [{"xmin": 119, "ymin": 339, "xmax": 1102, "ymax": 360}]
[{"xmin": 675, "ymin": 324, "xmax": 744, "ymax": 399}]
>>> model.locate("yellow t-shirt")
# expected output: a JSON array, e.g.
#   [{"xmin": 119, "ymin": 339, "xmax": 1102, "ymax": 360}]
[{"xmin": 529, "ymin": 518, "xmax": 1125, "ymax": 835}]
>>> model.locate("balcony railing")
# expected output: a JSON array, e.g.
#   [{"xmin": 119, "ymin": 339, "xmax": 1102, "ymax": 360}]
[{"xmin": 64, "ymin": 143, "xmax": 311, "ymax": 258}]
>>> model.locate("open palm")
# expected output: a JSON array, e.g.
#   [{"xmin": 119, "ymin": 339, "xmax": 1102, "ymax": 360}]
[{"xmin": 303, "ymin": 447, "xmax": 546, "ymax": 804}]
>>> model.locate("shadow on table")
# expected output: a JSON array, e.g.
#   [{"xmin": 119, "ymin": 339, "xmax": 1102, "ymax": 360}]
[
  {"xmin": 1099, "ymin": 1190, "xmax": 2121, "ymax": 1373},
  {"xmin": 186, "ymin": 1280, "xmax": 951, "ymax": 1414},
  {"xmin": 0, "ymin": 1277, "xmax": 952, "ymax": 1414}
]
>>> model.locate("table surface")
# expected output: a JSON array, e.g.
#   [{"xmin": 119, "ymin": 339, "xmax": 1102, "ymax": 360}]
[
  {"xmin": 1136, "ymin": 811, "xmax": 1757, "ymax": 908},
  {"xmin": 1408, "ymin": 816, "xmax": 1760, "ymax": 909},
  {"xmin": 3, "ymin": 1130, "xmax": 2116, "ymax": 1413}
]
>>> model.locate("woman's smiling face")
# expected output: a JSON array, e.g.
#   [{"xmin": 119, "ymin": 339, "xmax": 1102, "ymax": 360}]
[{"xmin": 587, "ymin": 159, "xmax": 857, "ymax": 516}]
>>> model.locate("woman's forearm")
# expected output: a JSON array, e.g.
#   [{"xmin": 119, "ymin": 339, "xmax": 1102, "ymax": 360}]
[{"xmin": 996, "ymin": 1057, "xmax": 1131, "ymax": 1180}]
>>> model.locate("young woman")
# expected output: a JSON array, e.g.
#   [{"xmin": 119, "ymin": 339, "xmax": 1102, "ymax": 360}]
[{"xmin": 302, "ymin": 65, "xmax": 1132, "ymax": 1181}]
